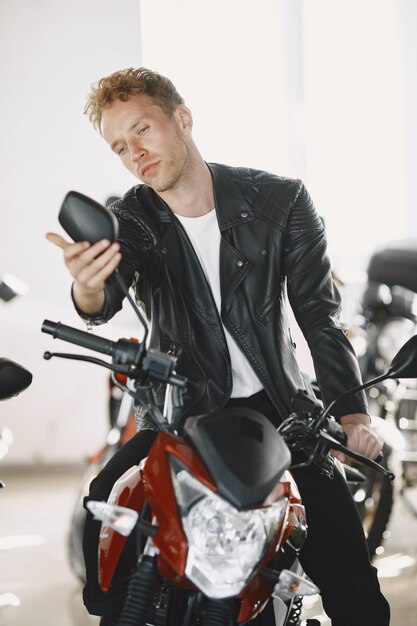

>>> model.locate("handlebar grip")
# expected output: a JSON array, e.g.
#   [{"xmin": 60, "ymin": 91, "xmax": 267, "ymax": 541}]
[{"xmin": 42, "ymin": 320, "xmax": 116, "ymax": 356}]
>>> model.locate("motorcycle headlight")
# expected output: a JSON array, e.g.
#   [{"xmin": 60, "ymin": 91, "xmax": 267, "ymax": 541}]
[
  {"xmin": 171, "ymin": 464, "xmax": 287, "ymax": 598},
  {"xmin": 376, "ymin": 318, "xmax": 415, "ymax": 365}
]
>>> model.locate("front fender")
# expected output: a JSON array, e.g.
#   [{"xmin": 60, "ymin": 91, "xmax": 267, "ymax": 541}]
[{"xmin": 98, "ymin": 463, "xmax": 146, "ymax": 592}]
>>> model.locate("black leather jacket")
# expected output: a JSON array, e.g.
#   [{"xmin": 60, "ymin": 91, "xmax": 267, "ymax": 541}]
[{"xmin": 80, "ymin": 163, "xmax": 366, "ymax": 422}]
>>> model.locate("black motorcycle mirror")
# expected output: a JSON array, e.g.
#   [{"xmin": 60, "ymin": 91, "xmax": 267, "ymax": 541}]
[
  {"xmin": 58, "ymin": 191, "xmax": 148, "ymax": 350},
  {"xmin": 0, "ymin": 358, "xmax": 33, "ymax": 401},
  {"xmin": 387, "ymin": 334, "xmax": 417, "ymax": 379},
  {"xmin": 321, "ymin": 334, "xmax": 417, "ymax": 423},
  {"xmin": 59, "ymin": 191, "xmax": 119, "ymax": 244}
]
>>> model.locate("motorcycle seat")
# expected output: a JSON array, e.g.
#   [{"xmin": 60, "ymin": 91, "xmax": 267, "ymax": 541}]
[{"xmin": 367, "ymin": 241, "xmax": 417, "ymax": 293}]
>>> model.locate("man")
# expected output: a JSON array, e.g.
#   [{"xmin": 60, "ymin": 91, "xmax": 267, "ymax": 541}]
[{"xmin": 47, "ymin": 67, "xmax": 389, "ymax": 625}]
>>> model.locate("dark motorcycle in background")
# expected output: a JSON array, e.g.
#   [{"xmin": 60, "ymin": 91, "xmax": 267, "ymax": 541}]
[
  {"xmin": 0, "ymin": 357, "xmax": 32, "ymax": 484},
  {"xmin": 0, "ymin": 273, "xmax": 32, "ymax": 484},
  {"xmin": 41, "ymin": 191, "xmax": 402, "ymax": 626},
  {"xmin": 348, "ymin": 240, "xmax": 417, "ymax": 557}
]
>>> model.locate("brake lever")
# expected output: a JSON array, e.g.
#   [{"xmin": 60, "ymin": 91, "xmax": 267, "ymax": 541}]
[
  {"xmin": 319, "ymin": 431, "xmax": 395, "ymax": 481},
  {"xmin": 324, "ymin": 417, "xmax": 384, "ymax": 463}
]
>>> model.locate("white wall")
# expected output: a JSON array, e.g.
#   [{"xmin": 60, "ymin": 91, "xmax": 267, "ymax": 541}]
[
  {"xmin": 0, "ymin": 0, "xmax": 142, "ymax": 464},
  {"xmin": 140, "ymin": 0, "xmax": 303, "ymax": 177},
  {"xmin": 302, "ymin": 0, "xmax": 409, "ymax": 278},
  {"xmin": 297, "ymin": 0, "xmax": 414, "ymax": 375}
]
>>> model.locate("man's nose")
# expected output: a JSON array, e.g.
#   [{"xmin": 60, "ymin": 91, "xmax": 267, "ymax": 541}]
[{"xmin": 129, "ymin": 140, "xmax": 146, "ymax": 162}]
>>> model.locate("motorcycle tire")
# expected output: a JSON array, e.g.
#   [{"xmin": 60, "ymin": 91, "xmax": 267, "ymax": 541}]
[
  {"xmin": 66, "ymin": 463, "xmax": 98, "ymax": 584},
  {"xmin": 349, "ymin": 444, "xmax": 394, "ymax": 560},
  {"xmin": 67, "ymin": 451, "xmax": 115, "ymax": 584}
]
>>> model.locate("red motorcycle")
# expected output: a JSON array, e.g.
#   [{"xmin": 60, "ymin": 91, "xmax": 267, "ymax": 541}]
[
  {"xmin": 41, "ymin": 190, "xmax": 404, "ymax": 626},
  {"xmin": 40, "ymin": 315, "xmax": 409, "ymax": 626}
]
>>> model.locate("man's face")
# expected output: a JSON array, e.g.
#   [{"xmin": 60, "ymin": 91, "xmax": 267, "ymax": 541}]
[{"xmin": 101, "ymin": 94, "xmax": 191, "ymax": 193}]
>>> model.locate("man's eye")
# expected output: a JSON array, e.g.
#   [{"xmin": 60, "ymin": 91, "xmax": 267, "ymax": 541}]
[
  {"xmin": 118, "ymin": 145, "xmax": 127, "ymax": 156},
  {"xmin": 138, "ymin": 126, "xmax": 149, "ymax": 135}
]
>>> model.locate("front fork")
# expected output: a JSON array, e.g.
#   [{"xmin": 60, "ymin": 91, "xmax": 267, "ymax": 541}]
[
  {"xmin": 117, "ymin": 552, "xmax": 161, "ymax": 626},
  {"xmin": 119, "ymin": 532, "xmax": 236, "ymax": 626}
]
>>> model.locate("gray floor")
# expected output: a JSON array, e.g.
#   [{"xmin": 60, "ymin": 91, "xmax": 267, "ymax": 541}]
[{"xmin": 1, "ymin": 464, "xmax": 417, "ymax": 626}]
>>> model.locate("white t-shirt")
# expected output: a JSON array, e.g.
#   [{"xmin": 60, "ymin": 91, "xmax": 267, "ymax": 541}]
[{"xmin": 176, "ymin": 209, "xmax": 263, "ymax": 398}]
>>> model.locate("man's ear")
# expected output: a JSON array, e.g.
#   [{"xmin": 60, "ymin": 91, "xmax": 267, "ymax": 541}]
[{"xmin": 176, "ymin": 105, "xmax": 193, "ymax": 134}]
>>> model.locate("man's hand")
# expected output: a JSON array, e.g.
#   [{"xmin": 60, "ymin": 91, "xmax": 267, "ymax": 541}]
[
  {"xmin": 46, "ymin": 232, "xmax": 121, "ymax": 314},
  {"xmin": 332, "ymin": 413, "xmax": 383, "ymax": 464}
]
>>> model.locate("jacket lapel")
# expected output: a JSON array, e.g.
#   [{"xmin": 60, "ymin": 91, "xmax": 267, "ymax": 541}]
[
  {"xmin": 147, "ymin": 163, "xmax": 255, "ymax": 315},
  {"xmin": 155, "ymin": 221, "xmax": 228, "ymax": 351},
  {"xmin": 208, "ymin": 164, "xmax": 254, "ymax": 304}
]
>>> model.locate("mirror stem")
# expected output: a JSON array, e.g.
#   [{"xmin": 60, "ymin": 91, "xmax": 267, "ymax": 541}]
[
  {"xmin": 320, "ymin": 372, "xmax": 389, "ymax": 423},
  {"xmin": 114, "ymin": 269, "xmax": 149, "ymax": 354}
]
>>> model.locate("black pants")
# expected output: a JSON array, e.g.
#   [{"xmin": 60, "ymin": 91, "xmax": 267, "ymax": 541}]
[{"xmin": 82, "ymin": 391, "xmax": 390, "ymax": 625}]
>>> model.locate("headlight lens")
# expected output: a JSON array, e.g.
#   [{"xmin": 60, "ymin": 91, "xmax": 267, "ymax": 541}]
[
  {"xmin": 376, "ymin": 318, "xmax": 415, "ymax": 365},
  {"xmin": 171, "ymin": 465, "xmax": 287, "ymax": 598}
]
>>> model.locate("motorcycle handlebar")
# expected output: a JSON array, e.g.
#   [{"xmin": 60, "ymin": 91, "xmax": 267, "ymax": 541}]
[
  {"xmin": 282, "ymin": 413, "xmax": 388, "ymax": 476},
  {"xmin": 42, "ymin": 320, "xmax": 143, "ymax": 369},
  {"xmin": 42, "ymin": 320, "xmax": 116, "ymax": 356}
]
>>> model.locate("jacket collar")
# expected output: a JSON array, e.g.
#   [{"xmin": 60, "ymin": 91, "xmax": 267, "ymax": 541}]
[
  {"xmin": 207, "ymin": 163, "xmax": 255, "ymax": 231},
  {"xmin": 136, "ymin": 162, "xmax": 255, "ymax": 231}
]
